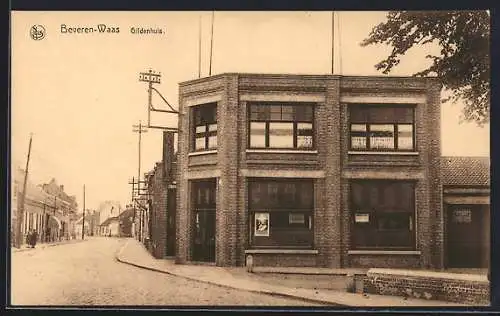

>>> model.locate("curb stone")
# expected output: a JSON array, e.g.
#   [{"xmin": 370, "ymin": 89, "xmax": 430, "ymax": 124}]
[{"xmin": 114, "ymin": 240, "xmax": 342, "ymax": 307}]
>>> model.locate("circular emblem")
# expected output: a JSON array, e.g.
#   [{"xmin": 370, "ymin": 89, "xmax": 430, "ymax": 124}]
[{"xmin": 30, "ymin": 25, "xmax": 46, "ymax": 40}]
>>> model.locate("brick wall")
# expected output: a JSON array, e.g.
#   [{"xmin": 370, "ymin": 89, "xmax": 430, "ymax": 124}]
[
  {"xmin": 149, "ymin": 163, "xmax": 168, "ymax": 258},
  {"xmin": 364, "ymin": 269, "xmax": 489, "ymax": 305},
  {"xmin": 251, "ymin": 254, "xmax": 318, "ymax": 267},
  {"xmin": 148, "ymin": 132, "xmax": 176, "ymax": 259}
]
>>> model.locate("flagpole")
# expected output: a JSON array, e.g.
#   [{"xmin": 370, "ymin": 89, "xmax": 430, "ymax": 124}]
[{"xmin": 331, "ymin": 11, "xmax": 335, "ymax": 75}]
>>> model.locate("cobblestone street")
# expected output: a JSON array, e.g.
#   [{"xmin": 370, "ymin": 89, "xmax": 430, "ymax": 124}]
[{"xmin": 10, "ymin": 237, "xmax": 321, "ymax": 306}]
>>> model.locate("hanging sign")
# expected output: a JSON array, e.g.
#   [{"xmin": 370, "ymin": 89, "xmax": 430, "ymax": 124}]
[{"xmin": 254, "ymin": 212, "xmax": 270, "ymax": 237}]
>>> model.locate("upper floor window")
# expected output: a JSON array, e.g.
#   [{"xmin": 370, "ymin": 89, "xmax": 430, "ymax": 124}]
[
  {"xmin": 192, "ymin": 103, "xmax": 217, "ymax": 152},
  {"xmin": 349, "ymin": 105, "xmax": 415, "ymax": 151},
  {"xmin": 248, "ymin": 103, "xmax": 314, "ymax": 149}
]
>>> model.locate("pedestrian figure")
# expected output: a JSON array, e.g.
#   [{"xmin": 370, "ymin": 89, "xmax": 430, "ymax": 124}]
[
  {"xmin": 31, "ymin": 230, "xmax": 38, "ymax": 248},
  {"xmin": 25, "ymin": 230, "xmax": 31, "ymax": 247}
]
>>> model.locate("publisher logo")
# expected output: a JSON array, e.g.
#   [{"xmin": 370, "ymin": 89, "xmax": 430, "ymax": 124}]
[{"xmin": 30, "ymin": 25, "xmax": 46, "ymax": 41}]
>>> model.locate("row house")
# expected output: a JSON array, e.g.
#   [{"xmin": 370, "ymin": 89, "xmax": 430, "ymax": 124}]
[
  {"xmin": 118, "ymin": 207, "xmax": 135, "ymax": 237},
  {"xmin": 40, "ymin": 178, "xmax": 79, "ymax": 240},
  {"xmin": 11, "ymin": 171, "xmax": 78, "ymax": 245},
  {"xmin": 170, "ymin": 73, "xmax": 490, "ymax": 270}
]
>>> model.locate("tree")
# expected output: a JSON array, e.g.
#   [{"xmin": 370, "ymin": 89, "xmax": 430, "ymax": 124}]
[{"xmin": 361, "ymin": 11, "xmax": 490, "ymax": 125}]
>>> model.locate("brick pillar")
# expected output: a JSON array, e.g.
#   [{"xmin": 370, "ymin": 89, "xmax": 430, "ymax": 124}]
[
  {"xmin": 316, "ymin": 76, "xmax": 342, "ymax": 268},
  {"xmin": 163, "ymin": 131, "xmax": 175, "ymax": 180},
  {"xmin": 426, "ymin": 79, "xmax": 443, "ymax": 269},
  {"xmin": 159, "ymin": 131, "xmax": 175, "ymax": 258},
  {"xmin": 216, "ymin": 74, "xmax": 240, "ymax": 267},
  {"xmin": 176, "ymin": 94, "xmax": 190, "ymax": 264}
]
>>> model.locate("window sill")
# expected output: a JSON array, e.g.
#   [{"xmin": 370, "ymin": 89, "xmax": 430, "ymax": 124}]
[
  {"xmin": 246, "ymin": 149, "xmax": 318, "ymax": 154},
  {"xmin": 188, "ymin": 150, "xmax": 217, "ymax": 157},
  {"xmin": 245, "ymin": 249, "xmax": 319, "ymax": 255},
  {"xmin": 348, "ymin": 151, "xmax": 419, "ymax": 156},
  {"xmin": 348, "ymin": 250, "xmax": 421, "ymax": 255}
]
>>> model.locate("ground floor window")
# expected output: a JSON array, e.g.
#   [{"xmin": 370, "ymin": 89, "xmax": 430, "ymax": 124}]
[
  {"xmin": 350, "ymin": 180, "xmax": 415, "ymax": 250},
  {"xmin": 248, "ymin": 179, "xmax": 314, "ymax": 248}
]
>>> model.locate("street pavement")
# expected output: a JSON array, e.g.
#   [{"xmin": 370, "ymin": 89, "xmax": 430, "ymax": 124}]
[
  {"xmin": 117, "ymin": 238, "xmax": 468, "ymax": 307},
  {"xmin": 10, "ymin": 237, "xmax": 323, "ymax": 306}
]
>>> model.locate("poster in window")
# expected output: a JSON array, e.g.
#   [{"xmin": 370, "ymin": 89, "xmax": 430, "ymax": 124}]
[
  {"xmin": 355, "ymin": 213, "xmax": 370, "ymax": 223},
  {"xmin": 453, "ymin": 208, "xmax": 472, "ymax": 223},
  {"xmin": 255, "ymin": 212, "xmax": 270, "ymax": 237}
]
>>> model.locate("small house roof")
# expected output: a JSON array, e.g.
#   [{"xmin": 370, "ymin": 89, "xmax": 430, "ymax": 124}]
[{"xmin": 441, "ymin": 156, "xmax": 490, "ymax": 186}]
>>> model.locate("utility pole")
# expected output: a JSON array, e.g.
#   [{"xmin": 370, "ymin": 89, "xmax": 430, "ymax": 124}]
[
  {"xmin": 138, "ymin": 69, "xmax": 178, "ymax": 131},
  {"xmin": 132, "ymin": 122, "xmax": 147, "ymax": 240},
  {"xmin": 82, "ymin": 185, "xmax": 86, "ymax": 240},
  {"xmin": 16, "ymin": 134, "xmax": 33, "ymax": 248}
]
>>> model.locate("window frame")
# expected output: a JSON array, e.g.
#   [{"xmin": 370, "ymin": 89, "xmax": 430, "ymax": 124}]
[
  {"xmin": 248, "ymin": 178, "xmax": 314, "ymax": 249},
  {"xmin": 349, "ymin": 104, "xmax": 416, "ymax": 152},
  {"xmin": 247, "ymin": 102, "xmax": 315, "ymax": 150},
  {"xmin": 191, "ymin": 102, "xmax": 218, "ymax": 152},
  {"xmin": 350, "ymin": 180, "xmax": 416, "ymax": 250}
]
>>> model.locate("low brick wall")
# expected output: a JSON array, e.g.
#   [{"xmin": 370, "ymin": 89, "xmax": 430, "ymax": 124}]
[
  {"xmin": 245, "ymin": 251, "xmax": 319, "ymax": 267},
  {"xmin": 364, "ymin": 268, "xmax": 489, "ymax": 305}
]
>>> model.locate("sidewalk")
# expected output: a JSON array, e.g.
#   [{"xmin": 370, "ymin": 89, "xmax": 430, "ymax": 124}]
[
  {"xmin": 116, "ymin": 238, "xmax": 468, "ymax": 307},
  {"xmin": 11, "ymin": 238, "xmax": 88, "ymax": 253}
]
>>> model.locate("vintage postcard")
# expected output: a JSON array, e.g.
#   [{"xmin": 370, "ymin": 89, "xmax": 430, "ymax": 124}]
[{"xmin": 9, "ymin": 10, "xmax": 490, "ymax": 308}]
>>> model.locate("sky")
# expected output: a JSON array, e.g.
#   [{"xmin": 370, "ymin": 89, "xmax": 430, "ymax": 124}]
[{"xmin": 11, "ymin": 11, "xmax": 490, "ymax": 210}]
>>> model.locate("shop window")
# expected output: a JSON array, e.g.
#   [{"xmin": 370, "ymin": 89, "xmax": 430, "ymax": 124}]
[
  {"xmin": 349, "ymin": 105, "xmax": 415, "ymax": 151},
  {"xmin": 249, "ymin": 179, "xmax": 314, "ymax": 248},
  {"xmin": 249, "ymin": 103, "xmax": 314, "ymax": 149},
  {"xmin": 192, "ymin": 103, "xmax": 217, "ymax": 152},
  {"xmin": 350, "ymin": 180, "xmax": 415, "ymax": 250}
]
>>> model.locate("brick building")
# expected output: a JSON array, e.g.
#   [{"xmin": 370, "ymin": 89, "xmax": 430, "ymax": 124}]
[
  {"xmin": 168, "ymin": 73, "xmax": 489, "ymax": 270},
  {"xmin": 145, "ymin": 131, "xmax": 177, "ymax": 259}
]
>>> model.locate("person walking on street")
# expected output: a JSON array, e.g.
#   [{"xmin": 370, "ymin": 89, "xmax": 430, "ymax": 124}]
[
  {"xmin": 31, "ymin": 230, "xmax": 39, "ymax": 248},
  {"xmin": 25, "ymin": 230, "xmax": 31, "ymax": 247}
]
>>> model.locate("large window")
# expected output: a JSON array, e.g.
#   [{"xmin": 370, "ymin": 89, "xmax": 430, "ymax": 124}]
[
  {"xmin": 349, "ymin": 105, "xmax": 415, "ymax": 151},
  {"xmin": 248, "ymin": 179, "xmax": 314, "ymax": 248},
  {"xmin": 249, "ymin": 103, "xmax": 314, "ymax": 149},
  {"xmin": 350, "ymin": 180, "xmax": 415, "ymax": 250},
  {"xmin": 192, "ymin": 103, "xmax": 217, "ymax": 152}
]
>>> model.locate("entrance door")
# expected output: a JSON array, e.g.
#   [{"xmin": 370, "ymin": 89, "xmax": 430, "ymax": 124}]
[
  {"xmin": 191, "ymin": 179, "xmax": 216, "ymax": 262},
  {"xmin": 447, "ymin": 205, "xmax": 488, "ymax": 268},
  {"xmin": 192, "ymin": 210, "xmax": 216, "ymax": 262}
]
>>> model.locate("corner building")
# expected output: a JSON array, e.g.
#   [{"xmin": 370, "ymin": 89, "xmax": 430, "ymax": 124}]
[{"xmin": 176, "ymin": 73, "xmax": 446, "ymax": 269}]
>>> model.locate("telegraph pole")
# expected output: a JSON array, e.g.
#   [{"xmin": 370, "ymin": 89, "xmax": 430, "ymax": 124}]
[
  {"xmin": 132, "ymin": 122, "xmax": 147, "ymax": 240},
  {"xmin": 16, "ymin": 134, "xmax": 33, "ymax": 248},
  {"xmin": 82, "ymin": 185, "xmax": 86, "ymax": 240}
]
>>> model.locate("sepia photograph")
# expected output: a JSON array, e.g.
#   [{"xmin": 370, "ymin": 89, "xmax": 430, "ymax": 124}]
[{"xmin": 9, "ymin": 10, "xmax": 490, "ymax": 308}]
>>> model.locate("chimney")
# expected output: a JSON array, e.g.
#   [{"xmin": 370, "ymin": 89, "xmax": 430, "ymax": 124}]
[{"xmin": 162, "ymin": 131, "xmax": 175, "ymax": 181}]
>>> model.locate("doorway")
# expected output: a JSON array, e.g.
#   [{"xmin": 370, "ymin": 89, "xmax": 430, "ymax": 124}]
[
  {"xmin": 192, "ymin": 210, "xmax": 216, "ymax": 262},
  {"xmin": 166, "ymin": 188, "xmax": 176, "ymax": 257},
  {"xmin": 191, "ymin": 179, "xmax": 216, "ymax": 262},
  {"xmin": 447, "ymin": 204, "xmax": 489, "ymax": 268}
]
